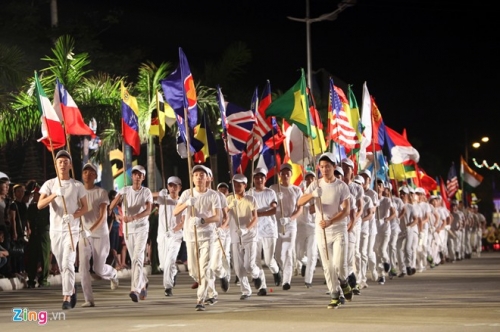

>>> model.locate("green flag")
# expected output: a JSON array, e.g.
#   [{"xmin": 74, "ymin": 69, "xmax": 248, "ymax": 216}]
[{"xmin": 265, "ymin": 69, "xmax": 315, "ymax": 139}]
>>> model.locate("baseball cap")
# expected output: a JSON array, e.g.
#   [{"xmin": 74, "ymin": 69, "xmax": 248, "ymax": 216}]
[
  {"xmin": 217, "ymin": 182, "xmax": 229, "ymax": 189},
  {"xmin": 399, "ymin": 186, "xmax": 409, "ymax": 194},
  {"xmin": 167, "ymin": 176, "xmax": 182, "ymax": 185},
  {"xmin": 414, "ymin": 187, "xmax": 425, "ymax": 194},
  {"xmin": 82, "ymin": 163, "xmax": 97, "ymax": 173},
  {"xmin": 205, "ymin": 167, "xmax": 213, "ymax": 178},
  {"xmin": 341, "ymin": 158, "xmax": 354, "ymax": 168},
  {"xmin": 334, "ymin": 166, "xmax": 344, "ymax": 176},
  {"xmin": 56, "ymin": 149, "xmax": 72, "ymax": 162},
  {"xmin": 0, "ymin": 172, "xmax": 9, "ymax": 182},
  {"xmin": 280, "ymin": 163, "xmax": 293, "ymax": 172},
  {"xmin": 192, "ymin": 164, "xmax": 208, "ymax": 174},
  {"xmin": 253, "ymin": 167, "xmax": 268, "ymax": 177},
  {"xmin": 319, "ymin": 152, "xmax": 336, "ymax": 164},
  {"xmin": 305, "ymin": 171, "xmax": 316, "ymax": 178},
  {"xmin": 353, "ymin": 175, "xmax": 365, "ymax": 185},
  {"xmin": 384, "ymin": 182, "xmax": 393, "ymax": 190},
  {"xmin": 232, "ymin": 174, "xmax": 248, "ymax": 184},
  {"xmin": 131, "ymin": 165, "xmax": 146, "ymax": 175},
  {"xmin": 359, "ymin": 169, "xmax": 371, "ymax": 178}
]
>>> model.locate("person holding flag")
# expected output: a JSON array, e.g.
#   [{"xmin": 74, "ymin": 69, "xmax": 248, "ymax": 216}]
[
  {"xmin": 270, "ymin": 163, "xmax": 303, "ymax": 291},
  {"xmin": 37, "ymin": 150, "xmax": 88, "ymax": 310},
  {"xmin": 109, "ymin": 165, "xmax": 152, "ymax": 303},
  {"xmin": 173, "ymin": 165, "xmax": 221, "ymax": 312},
  {"xmin": 248, "ymin": 167, "xmax": 281, "ymax": 295},
  {"xmin": 298, "ymin": 152, "xmax": 351, "ymax": 309}
]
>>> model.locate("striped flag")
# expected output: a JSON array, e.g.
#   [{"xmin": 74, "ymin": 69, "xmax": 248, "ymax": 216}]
[
  {"xmin": 460, "ymin": 156, "xmax": 483, "ymax": 191},
  {"xmin": 327, "ymin": 78, "xmax": 357, "ymax": 150},
  {"xmin": 446, "ymin": 162, "xmax": 459, "ymax": 199}
]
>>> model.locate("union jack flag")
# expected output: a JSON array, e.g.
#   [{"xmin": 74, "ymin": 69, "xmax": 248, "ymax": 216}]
[
  {"xmin": 226, "ymin": 102, "xmax": 255, "ymax": 156},
  {"xmin": 327, "ymin": 78, "xmax": 357, "ymax": 150}
]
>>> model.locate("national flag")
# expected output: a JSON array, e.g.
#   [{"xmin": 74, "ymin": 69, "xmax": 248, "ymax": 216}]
[
  {"xmin": 347, "ymin": 85, "xmax": 363, "ymax": 153},
  {"xmin": 460, "ymin": 156, "xmax": 483, "ymax": 191},
  {"xmin": 326, "ymin": 78, "xmax": 357, "ymax": 150},
  {"xmin": 179, "ymin": 47, "xmax": 198, "ymax": 129},
  {"xmin": 446, "ymin": 162, "xmax": 459, "ymax": 199},
  {"xmin": 246, "ymin": 87, "xmax": 261, "ymax": 161},
  {"xmin": 256, "ymin": 146, "xmax": 282, "ymax": 181},
  {"xmin": 283, "ymin": 156, "xmax": 304, "ymax": 186},
  {"xmin": 384, "ymin": 125, "xmax": 420, "ymax": 164},
  {"xmin": 121, "ymin": 81, "xmax": 140, "ymax": 156},
  {"xmin": 359, "ymin": 82, "xmax": 372, "ymax": 168},
  {"xmin": 439, "ymin": 176, "xmax": 450, "ymax": 209},
  {"xmin": 265, "ymin": 69, "xmax": 315, "ymax": 139},
  {"xmin": 225, "ymin": 102, "xmax": 255, "ymax": 156},
  {"xmin": 158, "ymin": 91, "xmax": 176, "ymax": 128},
  {"xmin": 283, "ymin": 120, "xmax": 312, "ymax": 166},
  {"xmin": 53, "ymin": 79, "xmax": 95, "ymax": 138},
  {"xmin": 388, "ymin": 162, "xmax": 417, "ymax": 181},
  {"xmin": 149, "ymin": 90, "xmax": 166, "ymax": 140},
  {"xmin": 370, "ymin": 96, "xmax": 386, "ymax": 149},
  {"xmin": 307, "ymin": 88, "xmax": 326, "ymax": 155},
  {"xmin": 414, "ymin": 164, "xmax": 438, "ymax": 192},
  {"xmin": 35, "ymin": 72, "xmax": 66, "ymax": 151},
  {"xmin": 193, "ymin": 110, "xmax": 217, "ymax": 163}
]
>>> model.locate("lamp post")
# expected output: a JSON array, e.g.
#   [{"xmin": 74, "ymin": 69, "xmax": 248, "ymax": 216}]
[{"xmin": 287, "ymin": 0, "xmax": 356, "ymax": 95}]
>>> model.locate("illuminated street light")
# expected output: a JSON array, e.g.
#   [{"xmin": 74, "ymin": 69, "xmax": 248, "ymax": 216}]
[
  {"xmin": 288, "ymin": 0, "xmax": 356, "ymax": 95},
  {"xmin": 482, "ymin": 137, "xmax": 489, "ymax": 143},
  {"xmin": 472, "ymin": 142, "xmax": 481, "ymax": 148}
]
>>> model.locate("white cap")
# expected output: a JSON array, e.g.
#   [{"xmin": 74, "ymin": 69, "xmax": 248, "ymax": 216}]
[
  {"xmin": 205, "ymin": 167, "xmax": 213, "ymax": 178},
  {"xmin": 414, "ymin": 187, "xmax": 426, "ymax": 194},
  {"xmin": 280, "ymin": 163, "xmax": 293, "ymax": 172},
  {"xmin": 217, "ymin": 182, "xmax": 229, "ymax": 189},
  {"xmin": 305, "ymin": 171, "xmax": 316, "ymax": 178},
  {"xmin": 359, "ymin": 169, "xmax": 371, "ymax": 178},
  {"xmin": 192, "ymin": 164, "xmax": 208, "ymax": 174},
  {"xmin": 232, "ymin": 174, "xmax": 248, "ymax": 183},
  {"xmin": 56, "ymin": 149, "xmax": 72, "ymax": 162},
  {"xmin": 334, "ymin": 166, "xmax": 344, "ymax": 176},
  {"xmin": 384, "ymin": 182, "xmax": 392, "ymax": 190},
  {"xmin": 353, "ymin": 175, "xmax": 365, "ymax": 185},
  {"xmin": 341, "ymin": 158, "xmax": 354, "ymax": 168},
  {"xmin": 167, "ymin": 176, "xmax": 182, "ymax": 185},
  {"xmin": 131, "ymin": 165, "xmax": 146, "ymax": 175},
  {"xmin": 319, "ymin": 152, "xmax": 336, "ymax": 164},
  {"xmin": 399, "ymin": 186, "xmax": 409, "ymax": 194},
  {"xmin": 0, "ymin": 172, "xmax": 9, "ymax": 181},
  {"xmin": 82, "ymin": 163, "xmax": 97, "ymax": 173},
  {"xmin": 253, "ymin": 167, "xmax": 268, "ymax": 177}
]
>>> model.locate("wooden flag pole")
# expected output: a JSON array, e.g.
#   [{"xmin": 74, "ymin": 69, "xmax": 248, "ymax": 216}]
[
  {"xmin": 157, "ymin": 90, "xmax": 168, "ymax": 232},
  {"xmin": 225, "ymin": 139, "xmax": 243, "ymax": 245},
  {"xmin": 275, "ymin": 121, "xmax": 285, "ymax": 235},
  {"xmin": 184, "ymin": 107, "xmax": 201, "ymax": 285}
]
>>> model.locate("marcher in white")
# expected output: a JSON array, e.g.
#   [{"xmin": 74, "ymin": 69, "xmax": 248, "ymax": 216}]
[
  {"xmin": 270, "ymin": 163, "xmax": 303, "ymax": 291},
  {"xmin": 408, "ymin": 187, "xmax": 422, "ymax": 275},
  {"xmin": 388, "ymin": 184, "xmax": 403, "ymax": 278},
  {"xmin": 109, "ymin": 165, "xmax": 152, "ymax": 303},
  {"xmin": 79, "ymin": 163, "xmax": 119, "ymax": 307},
  {"xmin": 354, "ymin": 175, "xmax": 374, "ymax": 289},
  {"xmin": 173, "ymin": 165, "xmax": 221, "ymax": 311},
  {"xmin": 415, "ymin": 187, "xmax": 432, "ymax": 272},
  {"xmin": 38, "ymin": 150, "xmax": 88, "ymax": 310},
  {"xmin": 448, "ymin": 201, "xmax": 464, "ymax": 262},
  {"xmin": 249, "ymin": 167, "xmax": 280, "ymax": 295},
  {"xmin": 341, "ymin": 158, "xmax": 364, "ymax": 295},
  {"xmin": 298, "ymin": 152, "xmax": 351, "ymax": 309},
  {"xmin": 396, "ymin": 186, "xmax": 417, "ymax": 277},
  {"xmin": 471, "ymin": 204, "xmax": 486, "ymax": 257},
  {"xmin": 155, "ymin": 176, "xmax": 183, "ymax": 297},
  {"xmin": 227, "ymin": 173, "xmax": 263, "ymax": 300},
  {"xmin": 359, "ymin": 169, "xmax": 379, "ymax": 285},
  {"xmin": 295, "ymin": 171, "xmax": 318, "ymax": 288}
]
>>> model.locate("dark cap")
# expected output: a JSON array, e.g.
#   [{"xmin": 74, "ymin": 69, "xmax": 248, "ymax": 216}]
[{"xmin": 56, "ymin": 150, "xmax": 72, "ymax": 162}]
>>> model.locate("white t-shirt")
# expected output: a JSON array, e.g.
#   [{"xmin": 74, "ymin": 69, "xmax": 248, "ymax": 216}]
[
  {"xmin": 157, "ymin": 194, "xmax": 182, "ymax": 239},
  {"xmin": 377, "ymin": 196, "xmax": 394, "ymax": 232},
  {"xmin": 364, "ymin": 188, "xmax": 379, "ymax": 235},
  {"xmin": 399, "ymin": 203, "xmax": 415, "ymax": 233},
  {"xmin": 40, "ymin": 178, "xmax": 87, "ymax": 232},
  {"xmin": 419, "ymin": 202, "xmax": 432, "ymax": 232},
  {"xmin": 227, "ymin": 194, "xmax": 257, "ymax": 243},
  {"xmin": 247, "ymin": 188, "xmax": 278, "ymax": 239},
  {"xmin": 81, "ymin": 187, "xmax": 109, "ymax": 237},
  {"xmin": 120, "ymin": 186, "xmax": 153, "ymax": 234},
  {"xmin": 270, "ymin": 183, "xmax": 302, "ymax": 230},
  {"xmin": 304, "ymin": 178, "xmax": 350, "ymax": 233},
  {"xmin": 391, "ymin": 196, "xmax": 404, "ymax": 233},
  {"xmin": 410, "ymin": 203, "xmax": 422, "ymax": 234},
  {"xmin": 178, "ymin": 188, "xmax": 221, "ymax": 242},
  {"xmin": 360, "ymin": 195, "xmax": 374, "ymax": 234}
]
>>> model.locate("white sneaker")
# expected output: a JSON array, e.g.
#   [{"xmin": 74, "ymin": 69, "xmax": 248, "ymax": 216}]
[
  {"xmin": 81, "ymin": 302, "xmax": 95, "ymax": 307},
  {"xmin": 111, "ymin": 276, "xmax": 119, "ymax": 290}
]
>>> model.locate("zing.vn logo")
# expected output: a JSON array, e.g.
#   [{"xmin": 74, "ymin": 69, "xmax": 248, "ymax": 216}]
[{"xmin": 12, "ymin": 308, "xmax": 66, "ymax": 325}]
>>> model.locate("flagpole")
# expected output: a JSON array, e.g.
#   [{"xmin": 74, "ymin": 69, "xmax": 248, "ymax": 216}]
[
  {"xmin": 121, "ymin": 136, "xmax": 129, "ymax": 240},
  {"xmin": 275, "ymin": 121, "xmax": 285, "ymax": 235},
  {"xmin": 224, "ymin": 137, "xmax": 243, "ymax": 245},
  {"xmin": 157, "ymin": 90, "xmax": 168, "ymax": 233}
]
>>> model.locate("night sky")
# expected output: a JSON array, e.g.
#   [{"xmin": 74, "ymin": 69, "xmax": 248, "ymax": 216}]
[{"xmin": 44, "ymin": 0, "xmax": 500, "ymax": 175}]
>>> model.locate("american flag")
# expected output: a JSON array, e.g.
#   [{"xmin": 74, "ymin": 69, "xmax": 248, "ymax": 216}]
[
  {"xmin": 327, "ymin": 78, "xmax": 357, "ymax": 149},
  {"xmin": 446, "ymin": 162, "xmax": 459, "ymax": 199}
]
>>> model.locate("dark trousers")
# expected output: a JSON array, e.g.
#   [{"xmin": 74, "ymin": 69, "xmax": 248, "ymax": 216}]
[{"xmin": 26, "ymin": 232, "xmax": 51, "ymax": 285}]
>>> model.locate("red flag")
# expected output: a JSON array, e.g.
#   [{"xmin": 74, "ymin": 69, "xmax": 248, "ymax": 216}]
[{"xmin": 439, "ymin": 176, "xmax": 450, "ymax": 209}]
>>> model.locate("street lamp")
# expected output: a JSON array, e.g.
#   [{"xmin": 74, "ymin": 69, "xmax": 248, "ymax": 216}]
[{"xmin": 287, "ymin": 0, "xmax": 356, "ymax": 95}]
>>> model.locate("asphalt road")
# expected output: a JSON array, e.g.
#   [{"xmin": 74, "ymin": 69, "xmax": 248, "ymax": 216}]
[{"xmin": 2, "ymin": 251, "xmax": 500, "ymax": 332}]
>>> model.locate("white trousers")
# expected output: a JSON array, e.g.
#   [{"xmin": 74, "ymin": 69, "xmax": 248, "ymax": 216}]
[
  {"xmin": 256, "ymin": 237, "xmax": 279, "ymax": 290},
  {"xmin": 158, "ymin": 233, "xmax": 182, "ymax": 289},
  {"xmin": 389, "ymin": 230, "xmax": 400, "ymax": 272},
  {"xmin": 317, "ymin": 229, "xmax": 347, "ymax": 299},
  {"xmin": 124, "ymin": 231, "xmax": 149, "ymax": 293},
  {"xmin": 232, "ymin": 241, "xmax": 263, "ymax": 296},
  {"xmin": 79, "ymin": 235, "xmax": 117, "ymax": 302},
  {"xmin": 296, "ymin": 231, "xmax": 318, "ymax": 284},
  {"xmin": 359, "ymin": 231, "xmax": 369, "ymax": 283},
  {"xmin": 187, "ymin": 238, "xmax": 214, "ymax": 302},
  {"xmin": 51, "ymin": 230, "xmax": 80, "ymax": 296},
  {"xmin": 275, "ymin": 227, "xmax": 297, "ymax": 285}
]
